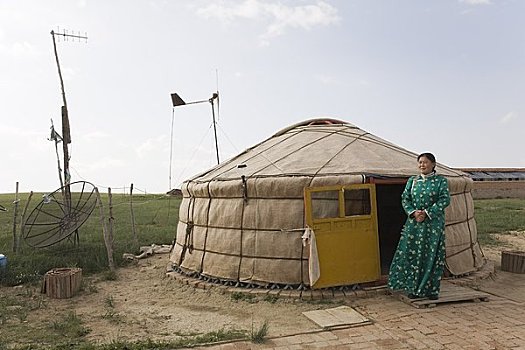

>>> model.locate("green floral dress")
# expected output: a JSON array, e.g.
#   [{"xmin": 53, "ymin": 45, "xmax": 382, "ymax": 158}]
[{"xmin": 387, "ymin": 172, "xmax": 451, "ymax": 298}]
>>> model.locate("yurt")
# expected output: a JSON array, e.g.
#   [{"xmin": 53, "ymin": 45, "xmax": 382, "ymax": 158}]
[{"xmin": 169, "ymin": 119, "xmax": 485, "ymax": 289}]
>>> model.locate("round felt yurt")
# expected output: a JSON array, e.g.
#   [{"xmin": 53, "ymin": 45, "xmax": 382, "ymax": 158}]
[{"xmin": 169, "ymin": 119, "xmax": 485, "ymax": 289}]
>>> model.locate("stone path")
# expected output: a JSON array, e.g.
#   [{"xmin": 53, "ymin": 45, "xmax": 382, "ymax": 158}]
[{"xmin": 190, "ymin": 268, "xmax": 525, "ymax": 349}]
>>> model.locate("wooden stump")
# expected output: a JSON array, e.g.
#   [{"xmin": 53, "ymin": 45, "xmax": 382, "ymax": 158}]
[
  {"xmin": 42, "ymin": 268, "xmax": 83, "ymax": 299},
  {"xmin": 501, "ymin": 251, "xmax": 525, "ymax": 274}
]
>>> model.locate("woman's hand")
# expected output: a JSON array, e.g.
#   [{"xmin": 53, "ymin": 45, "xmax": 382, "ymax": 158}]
[{"xmin": 414, "ymin": 210, "xmax": 427, "ymax": 222}]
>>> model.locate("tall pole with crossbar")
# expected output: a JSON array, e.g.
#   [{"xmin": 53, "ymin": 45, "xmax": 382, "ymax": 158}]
[{"xmin": 50, "ymin": 29, "xmax": 87, "ymax": 212}]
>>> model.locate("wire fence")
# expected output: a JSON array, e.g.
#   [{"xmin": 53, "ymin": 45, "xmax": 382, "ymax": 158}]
[{"xmin": 0, "ymin": 186, "xmax": 181, "ymax": 286}]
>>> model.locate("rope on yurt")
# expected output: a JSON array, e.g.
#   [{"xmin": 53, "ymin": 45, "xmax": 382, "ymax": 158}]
[
  {"xmin": 445, "ymin": 215, "xmax": 476, "ymax": 227},
  {"xmin": 195, "ymin": 120, "xmax": 306, "ymax": 182},
  {"xmin": 461, "ymin": 176, "xmax": 476, "ymax": 268},
  {"xmin": 446, "ymin": 243, "xmax": 479, "ymax": 259},
  {"xmin": 236, "ymin": 177, "xmax": 247, "ymax": 284},
  {"xmin": 444, "ymin": 177, "xmax": 479, "ymax": 273},
  {"xmin": 462, "ymin": 175, "xmax": 483, "ymax": 268},
  {"xmin": 336, "ymin": 128, "xmax": 466, "ymax": 178},
  {"xmin": 178, "ymin": 182, "xmax": 196, "ymax": 266},
  {"xmin": 274, "ymin": 227, "xmax": 311, "ymax": 290},
  {"xmin": 311, "ymin": 131, "xmax": 370, "ymax": 186},
  {"xmin": 233, "ymin": 122, "xmax": 335, "ymax": 174},
  {"xmin": 299, "ymin": 221, "xmax": 306, "ymax": 289},
  {"xmin": 234, "ymin": 127, "xmax": 319, "ymax": 178},
  {"xmin": 199, "ymin": 181, "xmax": 213, "ymax": 274},
  {"xmin": 305, "ymin": 128, "xmax": 369, "ymax": 190},
  {"xmin": 252, "ymin": 176, "xmax": 260, "ymax": 283}
]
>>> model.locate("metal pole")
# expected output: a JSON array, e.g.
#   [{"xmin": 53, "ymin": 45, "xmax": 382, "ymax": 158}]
[
  {"xmin": 169, "ymin": 108, "xmax": 175, "ymax": 190},
  {"xmin": 12, "ymin": 182, "xmax": 19, "ymax": 252},
  {"xmin": 210, "ymin": 99, "xmax": 220, "ymax": 164}
]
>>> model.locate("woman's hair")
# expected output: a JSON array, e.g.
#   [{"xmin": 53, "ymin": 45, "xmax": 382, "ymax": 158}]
[
  {"xmin": 417, "ymin": 152, "xmax": 436, "ymax": 163},
  {"xmin": 417, "ymin": 152, "xmax": 436, "ymax": 170}
]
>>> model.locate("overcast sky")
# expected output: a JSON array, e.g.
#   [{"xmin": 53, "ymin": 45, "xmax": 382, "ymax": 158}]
[{"xmin": 1, "ymin": 0, "xmax": 524, "ymax": 194}]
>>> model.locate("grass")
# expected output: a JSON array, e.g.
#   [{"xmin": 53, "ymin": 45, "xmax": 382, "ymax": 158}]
[
  {"xmin": 104, "ymin": 295, "xmax": 115, "ymax": 308},
  {"xmin": 0, "ymin": 291, "xmax": 46, "ymax": 326},
  {"xmin": 231, "ymin": 291, "xmax": 257, "ymax": 303},
  {"xmin": 0, "ymin": 192, "xmax": 181, "ymax": 286},
  {"xmin": 102, "ymin": 295, "xmax": 122, "ymax": 323},
  {"xmin": 263, "ymin": 294, "xmax": 279, "ymax": 304},
  {"xmin": 81, "ymin": 329, "xmax": 248, "ymax": 350},
  {"xmin": 474, "ymin": 198, "xmax": 525, "ymax": 246},
  {"xmin": 51, "ymin": 311, "xmax": 91, "ymax": 338},
  {"xmin": 250, "ymin": 320, "xmax": 270, "ymax": 344},
  {"xmin": 1, "ymin": 329, "xmax": 248, "ymax": 350}
]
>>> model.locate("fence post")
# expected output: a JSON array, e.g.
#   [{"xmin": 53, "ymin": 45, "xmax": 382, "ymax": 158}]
[
  {"xmin": 95, "ymin": 187, "xmax": 115, "ymax": 271},
  {"xmin": 130, "ymin": 183, "xmax": 138, "ymax": 247},
  {"xmin": 12, "ymin": 182, "xmax": 19, "ymax": 252},
  {"xmin": 18, "ymin": 191, "xmax": 34, "ymax": 253},
  {"xmin": 108, "ymin": 188, "xmax": 115, "ymax": 270}
]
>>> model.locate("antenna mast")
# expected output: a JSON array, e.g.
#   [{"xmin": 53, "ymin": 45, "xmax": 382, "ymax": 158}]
[{"xmin": 50, "ymin": 28, "xmax": 88, "ymax": 211}]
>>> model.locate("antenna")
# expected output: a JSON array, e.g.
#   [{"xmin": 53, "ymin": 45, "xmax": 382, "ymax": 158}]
[
  {"xmin": 53, "ymin": 27, "xmax": 88, "ymax": 43},
  {"xmin": 50, "ymin": 28, "xmax": 88, "ymax": 213},
  {"xmin": 215, "ymin": 69, "xmax": 220, "ymax": 122},
  {"xmin": 21, "ymin": 29, "xmax": 96, "ymax": 250}
]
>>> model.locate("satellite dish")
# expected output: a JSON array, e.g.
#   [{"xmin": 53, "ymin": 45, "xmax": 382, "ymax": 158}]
[{"xmin": 22, "ymin": 181, "xmax": 97, "ymax": 248}]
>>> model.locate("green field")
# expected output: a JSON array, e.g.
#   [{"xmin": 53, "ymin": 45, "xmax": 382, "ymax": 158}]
[
  {"xmin": 474, "ymin": 198, "xmax": 525, "ymax": 245},
  {"xmin": 0, "ymin": 191, "xmax": 181, "ymax": 286}
]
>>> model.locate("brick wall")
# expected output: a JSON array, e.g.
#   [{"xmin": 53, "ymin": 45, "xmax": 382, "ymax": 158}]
[{"xmin": 471, "ymin": 181, "xmax": 525, "ymax": 199}]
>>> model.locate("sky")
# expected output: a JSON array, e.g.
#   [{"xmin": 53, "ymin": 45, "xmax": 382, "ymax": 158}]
[{"xmin": 1, "ymin": 0, "xmax": 524, "ymax": 195}]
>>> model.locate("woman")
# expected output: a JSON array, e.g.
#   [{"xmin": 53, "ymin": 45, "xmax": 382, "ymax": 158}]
[{"xmin": 388, "ymin": 153, "xmax": 451, "ymax": 300}]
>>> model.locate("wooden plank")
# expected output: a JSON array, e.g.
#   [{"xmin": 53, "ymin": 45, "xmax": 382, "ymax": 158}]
[{"xmin": 396, "ymin": 282, "xmax": 490, "ymax": 308}]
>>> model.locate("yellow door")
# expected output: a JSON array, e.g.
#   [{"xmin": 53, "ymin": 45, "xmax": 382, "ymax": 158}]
[{"xmin": 304, "ymin": 184, "xmax": 380, "ymax": 289}]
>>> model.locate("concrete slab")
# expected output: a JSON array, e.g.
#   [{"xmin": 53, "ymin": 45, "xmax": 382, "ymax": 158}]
[
  {"xmin": 302, "ymin": 305, "xmax": 371, "ymax": 329},
  {"xmin": 477, "ymin": 269, "xmax": 525, "ymax": 303}
]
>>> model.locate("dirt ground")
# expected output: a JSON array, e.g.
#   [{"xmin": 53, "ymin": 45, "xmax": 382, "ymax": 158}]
[
  {"xmin": 3, "ymin": 231, "xmax": 525, "ymax": 347},
  {"xmin": 13, "ymin": 253, "xmax": 327, "ymax": 345},
  {"xmin": 479, "ymin": 230, "xmax": 525, "ymax": 269}
]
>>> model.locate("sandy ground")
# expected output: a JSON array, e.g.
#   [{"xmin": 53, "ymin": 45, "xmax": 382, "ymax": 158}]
[
  {"xmin": 3, "ymin": 230, "xmax": 525, "ymax": 347},
  {"xmin": 31, "ymin": 254, "xmax": 325, "ymax": 345},
  {"xmin": 479, "ymin": 230, "xmax": 525, "ymax": 269}
]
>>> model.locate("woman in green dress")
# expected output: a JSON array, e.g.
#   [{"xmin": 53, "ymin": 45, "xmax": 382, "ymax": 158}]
[{"xmin": 388, "ymin": 153, "xmax": 451, "ymax": 300}]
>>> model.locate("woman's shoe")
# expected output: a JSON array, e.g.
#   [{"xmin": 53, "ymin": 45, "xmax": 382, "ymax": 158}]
[
  {"xmin": 407, "ymin": 294, "xmax": 418, "ymax": 299},
  {"xmin": 428, "ymin": 295, "xmax": 439, "ymax": 300}
]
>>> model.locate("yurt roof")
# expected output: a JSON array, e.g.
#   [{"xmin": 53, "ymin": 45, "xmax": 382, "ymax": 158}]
[{"xmin": 188, "ymin": 118, "xmax": 466, "ymax": 183}]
